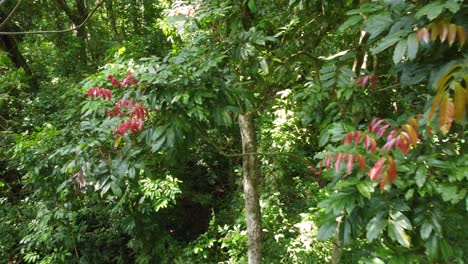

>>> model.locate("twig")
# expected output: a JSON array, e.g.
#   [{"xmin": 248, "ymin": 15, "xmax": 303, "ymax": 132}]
[
  {"xmin": 0, "ymin": 0, "xmax": 22, "ymax": 29},
  {"xmin": 0, "ymin": 0, "xmax": 104, "ymax": 35}
]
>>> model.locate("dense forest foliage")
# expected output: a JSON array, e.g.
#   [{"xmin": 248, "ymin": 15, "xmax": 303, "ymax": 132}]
[{"xmin": 1, "ymin": 0, "xmax": 467, "ymax": 263}]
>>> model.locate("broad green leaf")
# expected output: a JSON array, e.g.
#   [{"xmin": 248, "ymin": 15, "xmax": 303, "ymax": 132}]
[
  {"xmin": 338, "ymin": 16, "xmax": 363, "ymax": 32},
  {"xmin": 389, "ymin": 219, "xmax": 411, "ymax": 248},
  {"xmin": 357, "ymin": 181, "xmax": 374, "ymax": 199},
  {"xmin": 317, "ymin": 221, "xmax": 337, "ymax": 241},
  {"xmin": 248, "ymin": 0, "xmax": 256, "ymax": 13},
  {"xmin": 407, "ymin": 33, "xmax": 418, "ymax": 60},
  {"xmin": 365, "ymin": 13, "xmax": 393, "ymax": 39},
  {"xmin": 366, "ymin": 213, "xmax": 387, "ymax": 242},
  {"xmin": 340, "ymin": 219, "xmax": 351, "ymax": 245},
  {"xmin": 415, "ymin": 1, "xmax": 443, "ymax": 19},
  {"xmin": 101, "ymin": 182, "xmax": 111, "ymax": 197},
  {"xmin": 420, "ymin": 221, "xmax": 433, "ymax": 240},
  {"xmin": 372, "ymin": 33, "xmax": 403, "ymax": 55},
  {"xmin": 415, "ymin": 166, "xmax": 427, "ymax": 187},
  {"xmin": 393, "ymin": 39, "xmax": 407, "ymax": 64},
  {"xmin": 425, "ymin": 234, "xmax": 439, "ymax": 260},
  {"xmin": 318, "ymin": 131, "xmax": 330, "ymax": 147},
  {"xmin": 111, "ymin": 182, "xmax": 122, "ymax": 197}
]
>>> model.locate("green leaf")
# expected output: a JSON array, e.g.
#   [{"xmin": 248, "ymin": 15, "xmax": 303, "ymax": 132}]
[
  {"xmin": 248, "ymin": 0, "xmax": 257, "ymax": 13},
  {"xmin": 111, "ymin": 182, "xmax": 122, "ymax": 197},
  {"xmin": 406, "ymin": 33, "xmax": 418, "ymax": 60},
  {"xmin": 101, "ymin": 182, "xmax": 111, "ymax": 197},
  {"xmin": 393, "ymin": 39, "xmax": 407, "ymax": 64},
  {"xmin": 372, "ymin": 32, "xmax": 404, "ymax": 54},
  {"xmin": 151, "ymin": 137, "xmax": 166, "ymax": 152},
  {"xmin": 366, "ymin": 213, "xmax": 387, "ymax": 242},
  {"xmin": 317, "ymin": 221, "xmax": 337, "ymax": 241},
  {"xmin": 389, "ymin": 219, "xmax": 411, "ymax": 248},
  {"xmin": 318, "ymin": 131, "xmax": 330, "ymax": 147},
  {"xmin": 420, "ymin": 221, "xmax": 433, "ymax": 240},
  {"xmin": 425, "ymin": 234, "xmax": 439, "ymax": 260},
  {"xmin": 357, "ymin": 181, "xmax": 374, "ymax": 199},
  {"xmin": 338, "ymin": 16, "xmax": 363, "ymax": 32},
  {"xmin": 365, "ymin": 13, "xmax": 393, "ymax": 39},
  {"xmin": 415, "ymin": 166, "xmax": 427, "ymax": 188},
  {"xmin": 415, "ymin": 1, "xmax": 443, "ymax": 20},
  {"xmin": 340, "ymin": 219, "xmax": 352, "ymax": 245}
]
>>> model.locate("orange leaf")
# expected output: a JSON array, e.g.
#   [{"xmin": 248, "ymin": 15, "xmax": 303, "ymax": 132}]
[
  {"xmin": 454, "ymin": 83, "xmax": 466, "ymax": 122},
  {"xmin": 457, "ymin": 26, "xmax": 466, "ymax": 47},
  {"xmin": 439, "ymin": 24, "xmax": 448, "ymax": 42},
  {"xmin": 380, "ymin": 173, "xmax": 387, "ymax": 190},
  {"xmin": 370, "ymin": 138, "xmax": 377, "ymax": 154},
  {"xmin": 429, "ymin": 92, "xmax": 444, "ymax": 121},
  {"xmin": 388, "ymin": 156, "xmax": 397, "ymax": 184},
  {"xmin": 439, "ymin": 95, "xmax": 454, "ymax": 135},
  {"xmin": 430, "ymin": 23, "xmax": 439, "ymax": 42},
  {"xmin": 448, "ymin": 24, "xmax": 457, "ymax": 46},
  {"xmin": 407, "ymin": 117, "xmax": 419, "ymax": 131},
  {"xmin": 355, "ymin": 154, "xmax": 366, "ymax": 172},
  {"xmin": 402, "ymin": 124, "xmax": 418, "ymax": 146}
]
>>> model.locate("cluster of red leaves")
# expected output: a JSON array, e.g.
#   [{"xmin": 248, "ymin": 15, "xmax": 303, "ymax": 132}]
[
  {"xmin": 86, "ymin": 87, "xmax": 112, "ymax": 100},
  {"xmin": 111, "ymin": 102, "xmax": 150, "ymax": 136},
  {"xmin": 108, "ymin": 72, "xmax": 139, "ymax": 88},
  {"xmin": 114, "ymin": 118, "xmax": 144, "ymax": 135},
  {"xmin": 107, "ymin": 99, "xmax": 136, "ymax": 117},
  {"xmin": 321, "ymin": 117, "xmax": 420, "ymax": 190},
  {"xmin": 355, "ymin": 75, "xmax": 377, "ymax": 90},
  {"xmin": 85, "ymin": 73, "xmax": 151, "ymax": 136}
]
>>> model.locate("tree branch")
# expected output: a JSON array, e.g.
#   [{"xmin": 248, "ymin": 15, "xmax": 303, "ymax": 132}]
[
  {"xmin": 0, "ymin": 0, "xmax": 103, "ymax": 35},
  {"xmin": 0, "ymin": 0, "xmax": 22, "ymax": 30}
]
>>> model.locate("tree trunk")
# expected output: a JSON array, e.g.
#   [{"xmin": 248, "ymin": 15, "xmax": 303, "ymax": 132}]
[
  {"xmin": 331, "ymin": 216, "xmax": 342, "ymax": 264},
  {"xmin": 238, "ymin": 112, "xmax": 262, "ymax": 264}
]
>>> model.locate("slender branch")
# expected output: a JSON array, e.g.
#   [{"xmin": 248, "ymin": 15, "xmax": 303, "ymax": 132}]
[
  {"xmin": 0, "ymin": 0, "xmax": 104, "ymax": 35},
  {"xmin": 0, "ymin": 0, "xmax": 22, "ymax": 29}
]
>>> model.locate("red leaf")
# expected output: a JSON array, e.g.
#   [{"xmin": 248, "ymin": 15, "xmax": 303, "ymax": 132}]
[
  {"xmin": 371, "ymin": 119, "xmax": 385, "ymax": 134},
  {"xmin": 382, "ymin": 138, "xmax": 396, "ymax": 151},
  {"xmin": 369, "ymin": 158, "xmax": 385, "ymax": 182},
  {"xmin": 398, "ymin": 135, "xmax": 410, "ymax": 154},
  {"xmin": 335, "ymin": 153, "xmax": 343, "ymax": 173},
  {"xmin": 325, "ymin": 155, "xmax": 332, "ymax": 169},
  {"xmin": 346, "ymin": 154, "xmax": 353, "ymax": 174},
  {"xmin": 364, "ymin": 135, "xmax": 371, "ymax": 150},
  {"xmin": 376, "ymin": 124, "xmax": 390, "ymax": 138},
  {"xmin": 354, "ymin": 131, "xmax": 362, "ymax": 145}
]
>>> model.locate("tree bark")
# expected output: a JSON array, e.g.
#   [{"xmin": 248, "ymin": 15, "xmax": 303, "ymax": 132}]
[
  {"xmin": 238, "ymin": 112, "xmax": 262, "ymax": 264},
  {"xmin": 331, "ymin": 216, "xmax": 342, "ymax": 264}
]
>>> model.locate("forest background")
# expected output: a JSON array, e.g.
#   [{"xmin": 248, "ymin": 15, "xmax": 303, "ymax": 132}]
[{"xmin": 0, "ymin": 0, "xmax": 467, "ymax": 263}]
